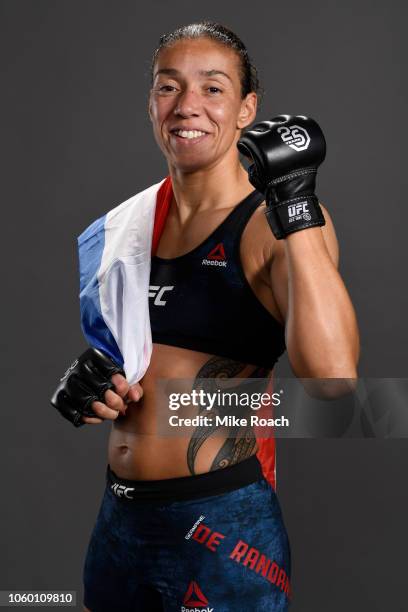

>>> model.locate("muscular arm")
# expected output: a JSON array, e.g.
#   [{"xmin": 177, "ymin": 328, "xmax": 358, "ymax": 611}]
[{"xmin": 269, "ymin": 205, "xmax": 360, "ymax": 379}]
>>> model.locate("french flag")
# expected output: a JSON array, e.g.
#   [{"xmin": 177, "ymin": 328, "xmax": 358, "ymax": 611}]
[{"xmin": 78, "ymin": 177, "xmax": 172, "ymax": 384}]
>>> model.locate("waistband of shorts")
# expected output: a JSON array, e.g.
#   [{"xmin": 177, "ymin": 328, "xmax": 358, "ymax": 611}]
[{"xmin": 106, "ymin": 454, "xmax": 264, "ymax": 503}]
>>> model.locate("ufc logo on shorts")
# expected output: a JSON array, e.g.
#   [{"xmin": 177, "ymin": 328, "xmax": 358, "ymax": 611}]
[
  {"xmin": 288, "ymin": 202, "xmax": 309, "ymax": 217},
  {"xmin": 111, "ymin": 483, "xmax": 135, "ymax": 499},
  {"xmin": 149, "ymin": 285, "xmax": 174, "ymax": 306}
]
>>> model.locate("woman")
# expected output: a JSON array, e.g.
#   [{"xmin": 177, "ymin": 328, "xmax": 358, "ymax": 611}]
[{"xmin": 53, "ymin": 21, "xmax": 359, "ymax": 612}]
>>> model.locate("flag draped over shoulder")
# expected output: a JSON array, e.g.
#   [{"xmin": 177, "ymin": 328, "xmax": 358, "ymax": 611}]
[
  {"xmin": 77, "ymin": 176, "xmax": 277, "ymax": 489},
  {"xmin": 77, "ymin": 177, "xmax": 172, "ymax": 385}
]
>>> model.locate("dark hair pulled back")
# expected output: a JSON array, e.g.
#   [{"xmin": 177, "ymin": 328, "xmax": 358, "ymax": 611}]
[{"xmin": 150, "ymin": 21, "xmax": 262, "ymax": 100}]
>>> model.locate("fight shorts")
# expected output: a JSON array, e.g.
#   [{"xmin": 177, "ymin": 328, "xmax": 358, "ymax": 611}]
[{"xmin": 83, "ymin": 455, "xmax": 291, "ymax": 611}]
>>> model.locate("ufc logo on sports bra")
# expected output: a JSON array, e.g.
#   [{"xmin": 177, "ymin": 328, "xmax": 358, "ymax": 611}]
[{"xmin": 149, "ymin": 285, "xmax": 174, "ymax": 306}]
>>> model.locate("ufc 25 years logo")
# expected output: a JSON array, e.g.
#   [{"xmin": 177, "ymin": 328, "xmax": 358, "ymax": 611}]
[
  {"xmin": 277, "ymin": 124, "xmax": 310, "ymax": 151},
  {"xmin": 149, "ymin": 285, "xmax": 174, "ymax": 306}
]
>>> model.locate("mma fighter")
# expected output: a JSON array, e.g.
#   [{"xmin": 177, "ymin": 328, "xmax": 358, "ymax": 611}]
[{"xmin": 51, "ymin": 22, "xmax": 359, "ymax": 612}]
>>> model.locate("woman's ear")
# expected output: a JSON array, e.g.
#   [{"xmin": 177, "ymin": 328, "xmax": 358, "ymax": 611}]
[{"xmin": 237, "ymin": 92, "xmax": 257, "ymax": 129}]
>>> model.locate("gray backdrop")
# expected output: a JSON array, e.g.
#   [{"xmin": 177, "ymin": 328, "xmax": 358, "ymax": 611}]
[{"xmin": 1, "ymin": 0, "xmax": 407, "ymax": 610}]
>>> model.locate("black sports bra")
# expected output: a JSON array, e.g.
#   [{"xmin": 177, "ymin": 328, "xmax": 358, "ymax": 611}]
[{"xmin": 149, "ymin": 190, "xmax": 286, "ymax": 368}]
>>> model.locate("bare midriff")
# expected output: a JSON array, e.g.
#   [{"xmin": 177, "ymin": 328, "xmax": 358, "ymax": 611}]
[{"xmin": 108, "ymin": 343, "xmax": 262, "ymax": 480}]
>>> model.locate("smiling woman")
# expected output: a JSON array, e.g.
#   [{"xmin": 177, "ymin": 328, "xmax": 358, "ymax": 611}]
[
  {"xmin": 49, "ymin": 18, "xmax": 360, "ymax": 612},
  {"xmin": 78, "ymin": 22, "xmax": 296, "ymax": 612},
  {"xmin": 148, "ymin": 26, "xmax": 260, "ymax": 175}
]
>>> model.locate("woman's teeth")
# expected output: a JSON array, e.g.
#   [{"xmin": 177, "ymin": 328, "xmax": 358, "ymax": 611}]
[{"xmin": 173, "ymin": 130, "xmax": 206, "ymax": 139}]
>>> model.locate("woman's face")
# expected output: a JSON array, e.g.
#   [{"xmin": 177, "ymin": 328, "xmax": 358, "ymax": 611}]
[{"xmin": 149, "ymin": 38, "xmax": 257, "ymax": 173}]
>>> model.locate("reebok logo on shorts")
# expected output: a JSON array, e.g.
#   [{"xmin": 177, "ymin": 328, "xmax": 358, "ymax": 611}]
[
  {"xmin": 182, "ymin": 581, "xmax": 213, "ymax": 611},
  {"xmin": 202, "ymin": 243, "xmax": 227, "ymax": 267}
]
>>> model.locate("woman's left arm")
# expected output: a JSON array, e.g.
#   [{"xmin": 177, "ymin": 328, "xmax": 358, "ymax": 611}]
[{"xmin": 269, "ymin": 205, "xmax": 360, "ymax": 379}]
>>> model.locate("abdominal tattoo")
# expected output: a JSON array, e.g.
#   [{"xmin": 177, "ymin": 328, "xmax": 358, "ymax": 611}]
[{"xmin": 186, "ymin": 357, "xmax": 270, "ymax": 475}]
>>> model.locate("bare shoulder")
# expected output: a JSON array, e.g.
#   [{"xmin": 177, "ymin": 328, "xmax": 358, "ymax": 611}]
[
  {"xmin": 240, "ymin": 200, "xmax": 276, "ymax": 277},
  {"xmin": 239, "ymin": 200, "xmax": 285, "ymax": 323},
  {"xmin": 240, "ymin": 201, "xmax": 340, "ymax": 324}
]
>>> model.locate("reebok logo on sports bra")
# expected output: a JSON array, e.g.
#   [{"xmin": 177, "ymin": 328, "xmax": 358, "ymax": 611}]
[{"xmin": 202, "ymin": 242, "xmax": 228, "ymax": 267}]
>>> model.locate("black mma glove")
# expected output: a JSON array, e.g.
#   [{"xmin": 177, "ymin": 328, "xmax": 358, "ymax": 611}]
[
  {"xmin": 50, "ymin": 348, "xmax": 125, "ymax": 427},
  {"xmin": 238, "ymin": 114, "xmax": 326, "ymax": 239}
]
